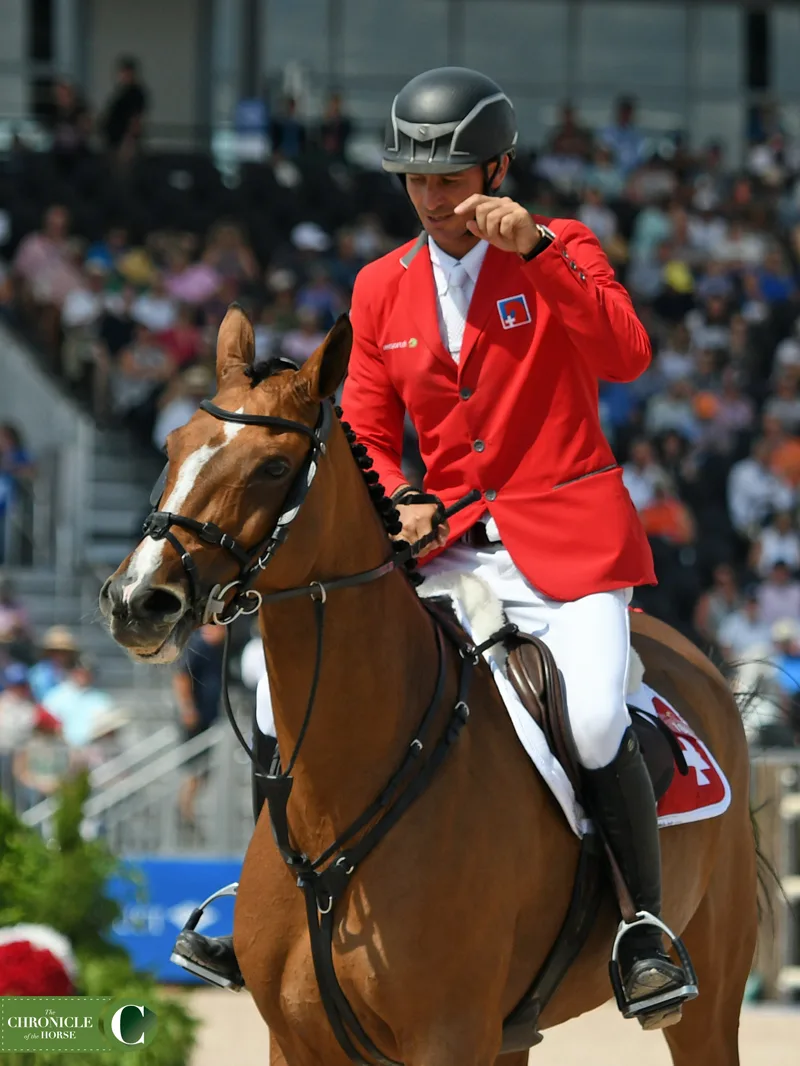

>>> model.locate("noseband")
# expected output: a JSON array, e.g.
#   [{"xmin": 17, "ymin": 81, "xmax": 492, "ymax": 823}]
[{"xmin": 142, "ymin": 397, "xmax": 395, "ymax": 625}]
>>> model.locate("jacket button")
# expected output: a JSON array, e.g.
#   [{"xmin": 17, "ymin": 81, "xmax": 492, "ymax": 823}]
[
  {"xmin": 485, "ymin": 489, "xmax": 497, "ymax": 502},
  {"xmin": 459, "ymin": 387, "xmax": 472, "ymax": 400},
  {"xmin": 473, "ymin": 440, "xmax": 485, "ymax": 453}
]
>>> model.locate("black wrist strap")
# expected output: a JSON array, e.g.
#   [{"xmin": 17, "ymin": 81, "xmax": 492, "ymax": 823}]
[{"xmin": 521, "ymin": 226, "xmax": 554, "ymax": 262}]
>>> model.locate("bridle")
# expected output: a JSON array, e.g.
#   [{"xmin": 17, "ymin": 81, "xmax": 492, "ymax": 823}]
[
  {"xmin": 142, "ymin": 388, "xmax": 513, "ymax": 1066},
  {"xmin": 142, "ymin": 396, "xmax": 395, "ymax": 627}
]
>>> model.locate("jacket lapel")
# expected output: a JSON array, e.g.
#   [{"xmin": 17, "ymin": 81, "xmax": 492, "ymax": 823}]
[
  {"xmin": 459, "ymin": 244, "xmax": 520, "ymax": 372},
  {"xmin": 398, "ymin": 239, "xmax": 454, "ymax": 370}
]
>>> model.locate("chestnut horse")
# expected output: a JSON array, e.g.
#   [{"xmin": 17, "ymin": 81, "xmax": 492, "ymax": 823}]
[{"xmin": 101, "ymin": 307, "xmax": 757, "ymax": 1066}]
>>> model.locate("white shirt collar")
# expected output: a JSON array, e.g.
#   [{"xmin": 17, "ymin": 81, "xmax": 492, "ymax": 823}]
[{"xmin": 428, "ymin": 237, "xmax": 489, "ymax": 295}]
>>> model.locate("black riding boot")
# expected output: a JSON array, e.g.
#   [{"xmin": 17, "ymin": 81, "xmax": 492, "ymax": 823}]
[
  {"xmin": 583, "ymin": 726, "xmax": 696, "ymax": 1029},
  {"xmin": 170, "ymin": 731, "xmax": 279, "ymax": 991}
]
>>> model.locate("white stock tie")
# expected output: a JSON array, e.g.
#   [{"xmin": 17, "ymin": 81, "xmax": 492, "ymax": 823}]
[{"xmin": 445, "ymin": 261, "xmax": 471, "ymax": 363}]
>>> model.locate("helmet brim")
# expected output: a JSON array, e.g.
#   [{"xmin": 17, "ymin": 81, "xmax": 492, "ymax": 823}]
[{"xmin": 381, "ymin": 158, "xmax": 477, "ymax": 175}]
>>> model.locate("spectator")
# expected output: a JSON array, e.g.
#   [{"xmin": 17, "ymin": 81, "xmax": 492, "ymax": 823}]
[
  {"xmin": 750, "ymin": 509, "xmax": 800, "ymax": 578},
  {"xmin": 203, "ymin": 221, "xmax": 259, "ymax": 285},
  {"xmin": 693, "ymin": 563, "xmax": 742, "ymax": 648},
  {"xmin": 240, "ymin": 624, "xmax": 267, "ymax": 691},
  {"xmin": 173, "ymin": 624, "xmax": 226, "ymax": 828},
  {"xmin": 269, "ymin": 96, "xmax": 306, "ymax": 159},
  {"xmin": 101, "ymin": 55, "xmax": 148, "ymax": 161},
  {"xmin": 47, "ymin": 78, "xmax": 91, "ymax": 167},
  {"xmin": 769, "ymin": 617, "xmax": 800, "ymax": 743},
  {"xmin": 295, "ymin": 265, "xmax": 344, "ymax": 330},
  {"xmin": 640, "ymin": 475, "xmax": 696, "ymax": 547},
  {"xmin": 753, "ymin": 247, "xmax": 797, "ymax": 305},
  {"xmin": 42, "ymin": 660, "xmax": 115, "ymax": 749},
  {"xmin": 132, "ymin": 272, "xmax": 178, "ymax": 333},
  {"xmin": 547, "ymin": 102, "xmax": 593, "ymax": 160},
  {"xmin": 280, "ymin": 306, "xmax": 327, "ymax": 366},
  {"xmin": 757, "ymin": 560, "xmax": 800, "ymax": 626},
  {"xmin": 727, "ymin": 438, "xmax": 794, "ymax": 537},
  {"xmin": 644, "ymin": 378, "xmax": 698, "ymax": 441},
  {"xmin": 152, "ymin": 365, "xmax": 213, "ymax": 452},
  {"xmin": 599, "ymin": 95, "xmax": 646, "ymax": 175},
  {"xmin": 718, "ymin": 587, "xmax": 772, "ymax": 661},
  {"xmin": 0, "ymin": 425, "xmax": 35, "ymax": 563},
  {"xmin": 763, "ymin": 412, "xmax": 800, "ymax": 487},
  {"xmin": 764, "ymin": 372, "xmax": 800, "ymax": 433},
  {"xmin": 0, "ymin": 576, "xmax": 33, "ymax": 661},
  {"xmin": 656, "ymin": 323, "xmax": 695, "ymax": 383},
  {"xmin": 156, "ymin": 303, "xmax": 202, "ymax": 369},
  {"xmin": 622, "ymin": 438, "xmax": 667, "ymax": 511},
  {"xmin": 0, "ymin": 663, "xmax": 36, "ymax": 801},
  {"xmin": 578, "ymin": 186, "xmax": 627, "ymax": 269},
  {"xmin": 85, "ymin": 225, "xmax": 130, "ymax": 273},
  {"xmin": 12, "ymin": 204, "xmax": 83, "ymax": 318},
  {"xmin": 28, "ymin": 627, "xmax": 80, "ymax": 703},
  {"xmin": 318, "ymin": 92, "xmax": 353, "ymax": 160},
  {"xmin": 582, "ymin": 143, "xmax": 625, "ymax": 200},
  {"xmin": 12, "ymin": 708, "xmax": 71, "ymax": 811},
  {"xmin": 60, "ymin": 260, "xmax": 110, "ymax": 392},
  {"xmin": 110, "ymin": 323, "xmax": 175, "ymax": 440}
]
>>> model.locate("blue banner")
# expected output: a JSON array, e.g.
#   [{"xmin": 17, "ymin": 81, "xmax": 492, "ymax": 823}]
[{"xmin": 108, "ymin": 857, "xmax": 242, "ymax": 983}]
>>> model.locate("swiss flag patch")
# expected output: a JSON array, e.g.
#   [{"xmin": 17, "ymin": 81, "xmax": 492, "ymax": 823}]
[{"xmin": 629, "ymin": 691, "xmax": 731, "ymax": 829}]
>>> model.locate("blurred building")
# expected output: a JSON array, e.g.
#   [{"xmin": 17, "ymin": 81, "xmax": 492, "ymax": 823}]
[{"xmin": 1, "ymin": 1, "xmax": 800, "ymax": 163}]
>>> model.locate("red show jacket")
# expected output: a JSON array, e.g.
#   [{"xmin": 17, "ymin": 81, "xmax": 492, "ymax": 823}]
[{"xmin": 341, "ymin": 217, "xmax": 656, "ymax": 602}]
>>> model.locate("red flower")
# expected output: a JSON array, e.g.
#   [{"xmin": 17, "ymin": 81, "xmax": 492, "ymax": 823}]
[{"xmin": 0, "ymin": 941, "xmax": 74, "ymax": 996}]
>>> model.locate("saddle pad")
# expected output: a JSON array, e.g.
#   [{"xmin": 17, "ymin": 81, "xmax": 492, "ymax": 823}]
[
  {"xmin": 627, "ymin": 684, "xmax": 732, "ymax": 829},
  {"xmin": 418, "ymin": 580, "xmax": 731, "ymax": 837}
]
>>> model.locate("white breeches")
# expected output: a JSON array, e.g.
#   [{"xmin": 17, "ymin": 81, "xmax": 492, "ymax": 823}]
[{"xmin": 255, "ymin": 544, "xmax": 632, "ymax": 771}]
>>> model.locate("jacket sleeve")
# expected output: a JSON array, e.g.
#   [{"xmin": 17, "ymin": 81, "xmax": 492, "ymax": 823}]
[
  {"xmin": 523, "ymin": 219, "xmax": 651, "ymax": 382},
  {"xmin": 341, "ymin": 270, "xmax": 408, "ymax": 498}
]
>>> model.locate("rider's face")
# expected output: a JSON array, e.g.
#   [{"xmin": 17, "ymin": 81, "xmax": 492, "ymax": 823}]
[{"xmin": 405, "ymin": 164, "xmax": 496, "ymax": 254}]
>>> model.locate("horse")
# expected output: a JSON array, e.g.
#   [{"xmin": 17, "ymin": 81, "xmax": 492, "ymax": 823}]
[{"xmin": 101, "ymin": 305, "xmax": 758, "ymax": 1066}]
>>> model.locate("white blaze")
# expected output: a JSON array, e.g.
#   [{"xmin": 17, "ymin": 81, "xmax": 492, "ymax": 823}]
[{"xmin": 122, "ymin": 416, "xmax": 246, "ymax": 603}]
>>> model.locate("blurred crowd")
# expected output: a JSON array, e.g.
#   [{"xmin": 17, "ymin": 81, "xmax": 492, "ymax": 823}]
[
  {"xmin": 4, "ymin": 67, "xmax": 800, "ymax": 746},
  {"xmin": 0, "ymin": 574, "xmax": 125, "ymax": 811}
]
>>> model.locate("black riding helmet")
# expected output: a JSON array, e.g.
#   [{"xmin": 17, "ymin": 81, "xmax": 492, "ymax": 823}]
[{"xmin": 382, "ymin": 66, "xmax": 517, "ymax": 179}]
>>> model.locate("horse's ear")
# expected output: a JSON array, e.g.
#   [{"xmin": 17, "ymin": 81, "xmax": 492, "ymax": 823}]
[
  {"xmin": 216, "ymin": 303, "xmax": 255, "ymax": 383},
  {"xmin": 297, "ymin": 315, "xmax": 353, "ymax": 400}
]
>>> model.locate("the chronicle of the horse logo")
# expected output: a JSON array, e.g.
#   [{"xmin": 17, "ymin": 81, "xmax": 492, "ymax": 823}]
[{"xmin": 497, "ymin": 293, "xmax": 532, "ymax": 330}]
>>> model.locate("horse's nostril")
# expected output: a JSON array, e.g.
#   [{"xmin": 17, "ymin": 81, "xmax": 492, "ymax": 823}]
[{"xmin": 140, "ymin": 588, "xmax": 184, "ymax": 619}]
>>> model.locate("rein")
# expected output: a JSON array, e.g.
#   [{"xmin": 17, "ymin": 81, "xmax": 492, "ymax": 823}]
[{"xmin": 142, "ymin": 394, "xmax": 502, "ymax": 1066}]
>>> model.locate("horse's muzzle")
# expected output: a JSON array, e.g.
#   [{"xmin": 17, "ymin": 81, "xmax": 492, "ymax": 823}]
[{"xmin": 100, "ymin": 574, "xmax": 189, "ymax": 658}]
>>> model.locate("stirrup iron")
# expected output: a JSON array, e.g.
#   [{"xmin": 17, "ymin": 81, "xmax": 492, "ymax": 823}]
[
  {"xmin": 609, "ymin": 910, "xmax": 698, "ymax": 1022},
  {"xmin": 169, "ymin": 882, "xmax": 240, "ymax": 991}
]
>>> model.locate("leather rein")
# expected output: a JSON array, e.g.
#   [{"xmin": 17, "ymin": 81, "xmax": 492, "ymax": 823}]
[{"xmin": 142, "ymin": 396, "xmax": 507, "ymax": 1066}]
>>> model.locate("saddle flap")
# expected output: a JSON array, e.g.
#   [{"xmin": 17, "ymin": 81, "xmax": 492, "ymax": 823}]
[
  {"xmin": 507, "ymin": 637, "xmax": 678, "ymax": 806},
  {"xmin": 507, "ymin": 635, "xmax": 583, "ymax": 800}
]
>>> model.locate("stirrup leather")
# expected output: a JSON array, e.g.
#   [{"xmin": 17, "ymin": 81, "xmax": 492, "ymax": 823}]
[
  {"xmin": 609, "ymin": 910, "xmax": 698, "ymax": 1021},
  {"xmin": 169, "ymin": 882, "xmax": 241, "ymax": 991}
]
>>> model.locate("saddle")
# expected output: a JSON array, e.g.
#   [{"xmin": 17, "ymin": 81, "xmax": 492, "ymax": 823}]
[{"xmin": 506, "ymin": 633, "xmax": 683, "ymax": 807}]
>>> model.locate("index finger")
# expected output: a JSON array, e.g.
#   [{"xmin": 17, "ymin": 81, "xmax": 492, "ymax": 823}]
[{"xmin": 454, "ymin": 193, "xmax": 491, "ymax": 216}]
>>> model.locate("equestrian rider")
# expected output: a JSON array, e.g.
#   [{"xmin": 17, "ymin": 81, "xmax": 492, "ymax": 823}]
[{"xmin": 171, "ymin": 66, "xmax": 694, "ymax": 1028}]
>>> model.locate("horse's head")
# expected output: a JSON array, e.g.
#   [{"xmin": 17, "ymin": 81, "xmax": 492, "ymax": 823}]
[{"xmin": 100, "ymin": 304, "xmax": 354, "ymax": 663}]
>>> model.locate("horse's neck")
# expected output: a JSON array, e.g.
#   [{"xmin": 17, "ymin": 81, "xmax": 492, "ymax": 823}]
[{"xmin": 260, "ymin": 474, "xmax": 439, "ymax": 846}]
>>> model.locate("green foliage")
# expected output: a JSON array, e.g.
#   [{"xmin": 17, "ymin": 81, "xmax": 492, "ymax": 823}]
[{"xmin": 0, "ymin": 773, "xmax": 198, "ymax": 1065}]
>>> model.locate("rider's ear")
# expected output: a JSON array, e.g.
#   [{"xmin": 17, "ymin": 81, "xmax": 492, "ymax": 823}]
[
  {"xmin": 298, "ymin": 314, "xmax": 353, "ymax": 401},
  {"xmin": 216, "ymin": 303, "xmax": 255, "ymax": 383}
]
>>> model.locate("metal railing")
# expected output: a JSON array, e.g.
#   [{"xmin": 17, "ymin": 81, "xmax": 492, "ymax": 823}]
[
  {"xmin": 750, "ymin": 751, "xmax": 800, "ymax": 1001},
  {"xmin": 19, "ymin": 725, "xmax": 177, "ymax": 829},
  {"xmin": 21, "ymin": 705, "xmax": 253, "ymax": 856}
]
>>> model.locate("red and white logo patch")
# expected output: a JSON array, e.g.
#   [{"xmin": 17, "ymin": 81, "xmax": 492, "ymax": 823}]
[{"xmin": 628, "ymin": 690, "xmax": 731, "ymax": 828}]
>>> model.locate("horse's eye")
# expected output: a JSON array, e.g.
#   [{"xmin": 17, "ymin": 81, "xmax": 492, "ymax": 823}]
[{"xmin": 259, "ymin": 457, "xmax": 291, "ymax": 479}]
